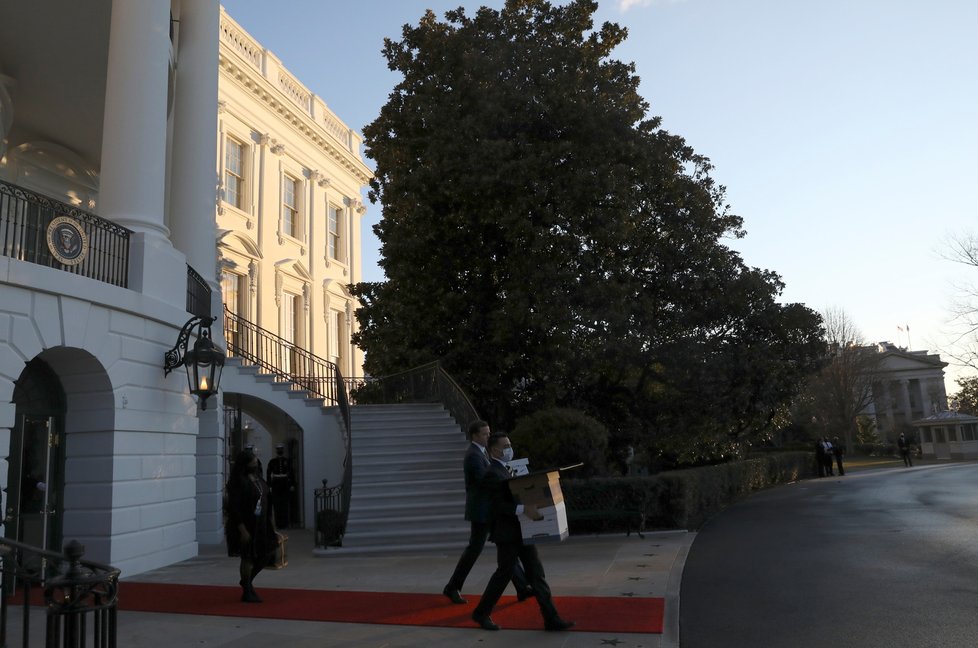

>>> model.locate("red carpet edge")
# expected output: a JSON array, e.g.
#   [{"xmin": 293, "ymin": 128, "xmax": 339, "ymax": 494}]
[{"xmin": 119, "ymin": 582, "xmax": 663, "ymax": 633}]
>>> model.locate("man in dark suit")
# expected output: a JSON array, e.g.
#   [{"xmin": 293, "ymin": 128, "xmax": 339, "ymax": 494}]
[
  {"xmin": 266, "ymin": 443, "xmax": 295, "ymax": 529},
  {"xmin": 471, "ymin": 433, "xmax": 574, "ymax": 632},
  {"xmin": 443, "ymin": 420, "xmax": 531, "ymax": 604}
]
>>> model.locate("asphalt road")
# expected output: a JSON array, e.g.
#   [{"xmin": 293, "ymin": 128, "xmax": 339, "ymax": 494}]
[{"xmin": 680, "ymin": 462, "xmax": 978, "ymax": 647}]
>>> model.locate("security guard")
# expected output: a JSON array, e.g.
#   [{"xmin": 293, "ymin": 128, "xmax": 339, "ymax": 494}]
[{"xmin": 266, "ymin": 443, "xmax": 295, "ymax": 529}]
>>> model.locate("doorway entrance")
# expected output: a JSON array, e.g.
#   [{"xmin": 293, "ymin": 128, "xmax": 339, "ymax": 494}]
[{"xmin": 6, "ymin": 358, "xmax": 66, "ymax": 553}]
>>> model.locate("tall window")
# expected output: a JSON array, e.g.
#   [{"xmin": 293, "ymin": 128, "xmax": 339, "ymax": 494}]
[
  {"xmin": 221, "ymin": 271, "xmax": 245, "ymax": 354},
  {"xmin": 328, "ymin": 204, "xmax": 341, "ymax": 261},
  {"xmin": 225, "ymin": 138, "xmax": 245, "ymax": 208},
  {"xmin": 328, "ymin": 309, "xmax": 340, "ymax": 364},
  {"xmin": 283, "ymin": 175, "xmax": 299, "ymax": 238},
  {"xmin": 221, "ymin": 271, "xmax": 243, "ymax": 314},
  {"xmin": 282, "ymin": 292, "xmax": 297, "ymax": 374}
]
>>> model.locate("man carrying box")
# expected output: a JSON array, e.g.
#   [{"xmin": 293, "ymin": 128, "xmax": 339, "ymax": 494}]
[
  {"xmin": 471, "ymin": 433, "xmax": 575, "ymax": 632},
  {"xmin": 443, "ymin": 420, "xmax": 531, "ymax": 605}
]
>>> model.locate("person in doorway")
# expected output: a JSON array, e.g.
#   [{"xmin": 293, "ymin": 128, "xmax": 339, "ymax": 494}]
[
  {"xmin": 831, "ymin": 436, "xmax": 846, "ymax": 476},
  {"xmin": 443, "ymin": 420, "xmax": 531, "ymax": 605},
  {"xmin": 225, "ymin": 449, "xmax": 277, "ymax": 603},
  {"xmin": 897, "ymin": 432, "xmax": 913, "ymax": 467},
  {"xmin": 471, "ymin": 433, "xmax": 574, "ymax": 632},
  {"xmin": 266, "ymin": 443, "xmax": 295, "ymax": 529}
]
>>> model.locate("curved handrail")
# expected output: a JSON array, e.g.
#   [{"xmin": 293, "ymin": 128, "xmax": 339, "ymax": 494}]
[
  {"xmin": 347, "ymin": 361, "xmax": 480, "ymax": 434},
  {"xmin": 223, "ymin": 305, "xmax": 353, "ymax": 538}
]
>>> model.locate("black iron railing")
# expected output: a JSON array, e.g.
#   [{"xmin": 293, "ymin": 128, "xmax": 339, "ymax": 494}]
[
  {"xmin": 347, "ymin": 362, "xmax": 480, "ymax": 435},
  {"xmin": 313, "ymin": 479, "xmax": 345, "ymax": 549},
  {"xmin": 186, "ymin": 265, "xmax": 211, "ymax": 318},
  {"xmin": 223, "ymin": 306, "xmax": 346, "ymax": 406},
  {"xmin": 0, "ymin": 538, "xmax": 119, "ymax": 648},
  {"xmin": 223, "ymin": 306, "xmax": 352, "ymax": 539},
  {"xmin": 0, "ymin": 179, "xmax": 130, "ymax": 288}
]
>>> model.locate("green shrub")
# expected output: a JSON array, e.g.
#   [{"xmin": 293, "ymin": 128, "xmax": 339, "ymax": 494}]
[
  {"xmin": 510, "ymin": 408, "xmax": 609, "ymax": 477},
  {"xmin": 561, "ymin": 451, "xmax": 811, "ymax": 532}
]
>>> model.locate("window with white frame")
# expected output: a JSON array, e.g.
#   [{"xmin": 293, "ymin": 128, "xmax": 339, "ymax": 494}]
[
  {"xmin": 222, "ymin": 271, "xmax": 246, "ymax": 354},
  {"xmin": 328, "ymin": 203, "xmax": 342, "ymax": 261},
  {"xmin": 328, "ymin": 308, "xmax": 340, "ymax": 364},
  {"xmin": 221, "ymin": 271, "xmax": 245, "ymax": 315},
  {"xmin": 283, "ymin": 174, "xmax": 300, "ymax": 239},
  {"xmin": 225, "ymin": 137, "xmax": 245, "ymax": 209},
  {"xmin": 282, "ymin": 291, "xmax": 298, "ymax": 374}
]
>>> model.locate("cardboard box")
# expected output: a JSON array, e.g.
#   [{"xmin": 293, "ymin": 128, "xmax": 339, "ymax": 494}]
[{"xmin": 507, "ymin": 469, "xmax": 569, "ymax": 544}]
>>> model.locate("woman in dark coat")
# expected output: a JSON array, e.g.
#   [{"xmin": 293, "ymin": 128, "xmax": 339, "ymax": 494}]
[{"xmin": 226, "ymin": 449, "xmax": 277, "ymax": 602}]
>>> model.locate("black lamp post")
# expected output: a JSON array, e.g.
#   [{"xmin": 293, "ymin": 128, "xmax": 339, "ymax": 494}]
[{"xmin": 163, "ymin": 315, "xmax": 224, "ymax": 410}]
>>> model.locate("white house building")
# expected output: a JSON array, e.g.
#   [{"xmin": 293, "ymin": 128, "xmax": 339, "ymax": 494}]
[
  {"xmin": 0, "ymin": 1, "xmax": 367, "ymax": 576},
  {"xmin": 214, "ymin": 8, "xmax": 371, "ymax": 527},
  {"xmin": 863, "ymin": 342, "xmax": 948, "ymax": 441}
]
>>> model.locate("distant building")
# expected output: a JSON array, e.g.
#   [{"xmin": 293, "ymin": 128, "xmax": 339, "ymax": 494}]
[
  {"xmin": 863, "ymin": 342, "xmax": 948, "ymax": 440},
  {"xmin": 913, "ymin": 409, "xmax": 978, "ymax": 460}
]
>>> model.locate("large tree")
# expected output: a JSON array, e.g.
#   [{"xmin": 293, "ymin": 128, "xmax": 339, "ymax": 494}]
[
  {"xmin": 949, "ymin": 375, "xmax": 978, "ymax": 415},
  {"xmin": 793, "ymin": 308, "xmax": 884, "ymax": 451},
  {"xmin": 353, "ymin": 0, "xmax": 823, "ymax": 460},
  {"xmin": 940, "ymin": 232, "xmax": 978, "ymax": 369}
]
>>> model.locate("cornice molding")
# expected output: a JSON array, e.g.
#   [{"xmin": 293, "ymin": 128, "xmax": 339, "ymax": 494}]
[{"xmin": 218, "ymin": 53, "xmax": 373, "ymax": 185}]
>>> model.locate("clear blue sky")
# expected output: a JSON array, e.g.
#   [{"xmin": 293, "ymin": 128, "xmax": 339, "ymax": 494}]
[{"xmin": 221, "ymin": 0, "xmax": 978, "ymax": 390}]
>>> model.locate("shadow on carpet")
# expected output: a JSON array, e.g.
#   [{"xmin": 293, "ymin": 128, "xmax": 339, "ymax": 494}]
[{"xmin": 119, "ymin": 582, "xmax": 663, "ymax": 633}]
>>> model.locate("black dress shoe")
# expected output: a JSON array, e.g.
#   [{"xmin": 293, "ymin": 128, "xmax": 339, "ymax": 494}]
[
  {"xmin": 442, "ymin": 586, "xmax": 467, "ymax": 605},
  {"xmin": 544, "ymin": 617, "xmax": 575, "ymax": 631},
  {"xmin": 516, "ymin": 588, "xmax": 534, "ymax": 602},
  {"xmin": 472, "ymin": 613, "xmax": 500, "ymax": 631}
]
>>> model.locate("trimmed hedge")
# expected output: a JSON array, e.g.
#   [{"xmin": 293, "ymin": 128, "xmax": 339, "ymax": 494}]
[{"xmin": 562, "ymin": 451, "xmax": 811, "ymax": 533}]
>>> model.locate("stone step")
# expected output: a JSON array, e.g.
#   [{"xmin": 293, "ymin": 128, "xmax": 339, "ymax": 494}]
[
  {"xmin": 350, "ymin": 467, "xmax": 460, "ymax": 483},
  {"xmin": 350, "ymin": 477, "xmax": 460, "ymax": 492},
  {"xmin": 347, "ymin": 501, "xmax": 463, "ymax": 522},
  {"xmin": 349, "ymin": 489, "xmax": 464, "ymax": 509}
]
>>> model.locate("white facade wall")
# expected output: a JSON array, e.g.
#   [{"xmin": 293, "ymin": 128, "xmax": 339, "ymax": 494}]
[
  {"xmin": 216, "ymin": 9, "xmax": 371, "ymax": 380},
  {"xmin": 0, "ymin": 261, "xmax": 204, "ymax": 574},
  {"xmin": 0, "ymin": 0, "xmax": 364, "ymax": 577},
  {"xmin": 0, "ymin": 0, "xmax": 223, "ymax": 577}
]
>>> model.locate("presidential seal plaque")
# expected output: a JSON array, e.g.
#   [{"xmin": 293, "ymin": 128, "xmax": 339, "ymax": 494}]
[{"xmin": 46, "ymin": 216, "xmax": 89, "ymax": 266}]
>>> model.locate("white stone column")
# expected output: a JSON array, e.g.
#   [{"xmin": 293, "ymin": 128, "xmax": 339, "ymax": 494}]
[
  {"xmin": 99, "ymin": 0, "xmax": 170, "ymax": 239},
  {"xmin": 99, "ymin": 0, "xmax": 185, "ymax": 306},
  {"xmin": 899, "ymin": 379, "xmax": 913, "ymax": 423},
  {"xmin": 169, "ymin": 0, "xmax": 220, "ymax": 290},
  {"xmin": 918, "ymin": 379, "xmax": 931, "ymax": 414}
]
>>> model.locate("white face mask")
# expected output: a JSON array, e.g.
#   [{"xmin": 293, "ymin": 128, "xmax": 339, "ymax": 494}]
[{"xmin": 500, "ymin": 447, "xmax": 514, "ymax": 463}]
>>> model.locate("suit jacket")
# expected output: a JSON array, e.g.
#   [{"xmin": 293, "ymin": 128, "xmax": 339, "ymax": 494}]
[
  {"xmin": 463, "ymin": 443, "xmax": 490, "ymax": 523},
  {"xmin": 482, "ymin": 459, "xmax": 522, "ymax": 545}
]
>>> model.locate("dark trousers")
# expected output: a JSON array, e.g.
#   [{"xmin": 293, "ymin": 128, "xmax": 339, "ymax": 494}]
[
  {"xmin": 901, "ymin": 450, "xmax": 913, "ymax": 467},
  {"xmin": 834, "ymin": 455, "xmax": 845, "ymax": 475},
  {"xmin": 447, "ymin": 521, "xmax": 529, "ymax": 592},
  {"xmin": 270, "ymin": 487, "xmax": 290, "ymax": 529},
  {"xmin": 474, "ymin": 540, "xmax": 558, "ymax": 622}
]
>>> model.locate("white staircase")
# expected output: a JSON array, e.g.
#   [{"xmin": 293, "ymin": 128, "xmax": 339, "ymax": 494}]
[{"xmin": 340, "ymin": 403, "xmax": 471, "ymax": 553}]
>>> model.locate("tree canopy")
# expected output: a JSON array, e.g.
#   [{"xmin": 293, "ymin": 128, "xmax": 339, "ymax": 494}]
[
  {"xmin": 352, "ymin": 0, "xmax": 824, "ymax": 463},
  {"xmin": 790, "ymin": 308, "xmax": 883, "ymax": 451}
]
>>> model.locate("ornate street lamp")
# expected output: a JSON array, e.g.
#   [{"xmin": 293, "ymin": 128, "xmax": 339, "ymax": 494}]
[{"xmin": 163, "ymin": 315, "xmax": 224, "ymax": 410}]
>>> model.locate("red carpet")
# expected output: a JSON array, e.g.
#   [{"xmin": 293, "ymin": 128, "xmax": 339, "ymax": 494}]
[{"xmin": 118, "ymin": 582, "xmax": 663, "ymax": 633}]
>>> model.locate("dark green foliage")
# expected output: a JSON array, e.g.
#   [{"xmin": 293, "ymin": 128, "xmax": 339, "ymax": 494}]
[
  {"xmin": 353, "ymin": 0, "xmax": 825, "ymax": 462},
  {"xmin": 561, "ymin": 452, "xmax": 811, "ymax": 533},
  {"xmin": 950, "ymin": 376, "xmax": 978, "ymax": 415},
  {"xmin": 510, "ymin": 407, "xmax": 608, "ymax": 477}
]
